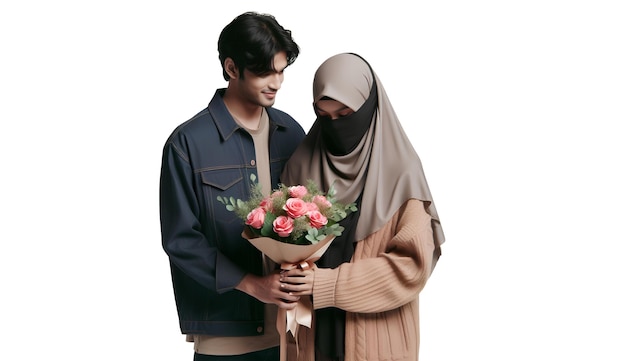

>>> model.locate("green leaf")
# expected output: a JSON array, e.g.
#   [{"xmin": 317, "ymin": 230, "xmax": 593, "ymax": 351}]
[
  {"xmin": 305, "ymin": 234, "xmax": 318, "ymax": 244},
  {"xmin": 260, "ymin": 213, "xmax": 276, "ymax": 237},
  {"xmin": 260, "ymin": 226, "xmax": 273, "ymax": 237}
]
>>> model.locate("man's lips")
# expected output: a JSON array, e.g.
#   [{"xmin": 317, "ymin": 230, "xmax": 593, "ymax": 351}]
[{"xmin": 263, "ymin": 91, "xmax": 277, "ymax": 99}]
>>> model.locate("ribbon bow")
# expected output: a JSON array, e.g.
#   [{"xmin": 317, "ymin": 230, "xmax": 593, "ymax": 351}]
[
  {"xmin": 281, "ymin": 260, "xmax": 314, "ymax": 336},
  {"xmin": 277, "ymin": 259, "xmax": 318, "ymax": 361}
]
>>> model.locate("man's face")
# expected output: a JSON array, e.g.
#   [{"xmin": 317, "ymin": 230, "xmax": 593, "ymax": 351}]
[{"xmin": 237, "ymin": 51, "xmax": 288, "ymax": 108}]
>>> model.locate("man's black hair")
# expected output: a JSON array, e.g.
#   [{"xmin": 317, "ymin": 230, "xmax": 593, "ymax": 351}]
[{"xmin": 218, "ymin": 12, "xmax": 300, "ymax": 81}]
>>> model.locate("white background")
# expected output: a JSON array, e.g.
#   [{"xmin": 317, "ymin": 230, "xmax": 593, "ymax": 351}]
[{"xmin": 1, "ymin": 1, "xmax": 625, "ymax": 360}]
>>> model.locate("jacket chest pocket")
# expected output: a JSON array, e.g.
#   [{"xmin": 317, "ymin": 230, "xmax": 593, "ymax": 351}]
[{"xmin": 201, "ymin": 169, "xmax": 246, "ymax": 224}]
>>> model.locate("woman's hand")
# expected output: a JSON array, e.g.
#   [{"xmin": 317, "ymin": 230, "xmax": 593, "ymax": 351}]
[{"xmin": 279, "ymin": 263, "xmax": 317, "ymax": 296}]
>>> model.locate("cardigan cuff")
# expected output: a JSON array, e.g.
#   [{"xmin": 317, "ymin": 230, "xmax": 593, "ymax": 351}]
[{"xmin": 312, "ymin": 268, "xmax": 338, "ymax": 309}]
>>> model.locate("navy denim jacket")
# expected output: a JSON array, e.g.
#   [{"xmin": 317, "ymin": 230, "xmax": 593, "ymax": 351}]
[{"xmin": 160, "ymin": 89, "xmax": 305, "ymax": 336}]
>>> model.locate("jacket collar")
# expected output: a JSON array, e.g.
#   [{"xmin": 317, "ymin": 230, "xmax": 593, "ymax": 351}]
[{"xmin": 208, "ymin": 88, "xmax": 292, "ymax": 141}]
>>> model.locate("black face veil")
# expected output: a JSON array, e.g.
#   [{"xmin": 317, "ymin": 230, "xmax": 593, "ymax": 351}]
[{"xmin": 318, "ymin": 72, "xmax": 378, "ymax": 156}]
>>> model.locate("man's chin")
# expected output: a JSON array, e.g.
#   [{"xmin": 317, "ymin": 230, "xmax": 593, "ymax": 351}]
[{"xmin": 260, "ymin": 99, "xmax": 276, "ymax": 107}]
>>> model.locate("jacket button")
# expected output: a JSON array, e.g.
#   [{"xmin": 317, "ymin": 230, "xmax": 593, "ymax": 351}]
[
  {"xmin": 250, "ymin": 160, "xmax": 256, "ymax": 166},
  {"xmin": 256, "ymin": 326, "xmax": 263, "ymax": 333}
]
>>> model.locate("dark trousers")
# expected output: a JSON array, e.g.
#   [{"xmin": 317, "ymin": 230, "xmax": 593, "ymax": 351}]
[{"xmin": 193, "ymin": 347, "xmax": 279, "ymax": 361}]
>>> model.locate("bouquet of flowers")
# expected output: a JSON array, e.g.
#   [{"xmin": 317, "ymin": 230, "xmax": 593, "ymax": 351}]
[
  {"xmin": 217, "ymin": 175, "xmax": 357, "ymax": 246},
  {"xmin": 218, "ymin": 175, "xmax": 357, "ymax": 360}
]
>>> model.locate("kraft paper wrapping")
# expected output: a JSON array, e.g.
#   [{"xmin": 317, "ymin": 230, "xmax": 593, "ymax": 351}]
[{"xmin": 243, "ymin": 230, "xmax": 335, "ymax": 361}]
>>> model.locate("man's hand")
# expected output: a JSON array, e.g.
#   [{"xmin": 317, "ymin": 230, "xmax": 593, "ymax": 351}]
[{"xmin": 236, "ymin": 271, "xmax": 302, "ymax": 309}]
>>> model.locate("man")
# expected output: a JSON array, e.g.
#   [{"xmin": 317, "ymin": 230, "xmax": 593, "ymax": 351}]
[{"xmin": 159, "ymin": 12, "xmax": 305, "ymax": 360}]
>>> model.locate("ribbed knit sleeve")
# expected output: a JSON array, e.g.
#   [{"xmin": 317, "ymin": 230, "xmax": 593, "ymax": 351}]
[{"xmin": 312, "ymin": 199, "xmax": 435, "ymax": 313}]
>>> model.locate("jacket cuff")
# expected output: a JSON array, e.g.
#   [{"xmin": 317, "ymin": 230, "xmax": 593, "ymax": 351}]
[{"xmin": 312, "ymin": 268, "xmax": 338, "ymax": 309}]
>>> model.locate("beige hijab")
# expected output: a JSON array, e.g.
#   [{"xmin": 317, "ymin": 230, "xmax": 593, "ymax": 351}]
[{"xmin": 281, "ymin": 53, "xmax": 445, "ymax": 256}]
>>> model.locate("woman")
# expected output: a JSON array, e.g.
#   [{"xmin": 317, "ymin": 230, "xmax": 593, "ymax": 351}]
[{"xmin": 280, "ymin": 53, "xmax": 445, "ymax": 361}]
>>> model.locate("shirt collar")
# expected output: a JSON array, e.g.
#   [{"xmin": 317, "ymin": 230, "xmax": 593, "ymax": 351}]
[{"xmin": 207, "ymin": 88, "xmax": 292, "ymax": 141}]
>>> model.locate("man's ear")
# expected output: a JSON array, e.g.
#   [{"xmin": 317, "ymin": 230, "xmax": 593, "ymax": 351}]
[{"xmin": 224, "ymin": 58, "xmax": 239, "ymax": 80}]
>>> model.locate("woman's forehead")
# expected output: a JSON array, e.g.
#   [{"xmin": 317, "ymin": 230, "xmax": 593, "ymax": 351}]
[{"xmin": 315, "ymin": 99, "xmax": 350, "ymax": 112}]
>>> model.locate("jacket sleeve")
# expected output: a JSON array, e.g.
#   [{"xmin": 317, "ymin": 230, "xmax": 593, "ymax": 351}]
[
  {"xmin": 312, "ymin": 199, "xmax": 435, "ymax": 313},
  {"xmin": 159, "ymin": 140, "xmax": 246, "ymax": 293}
]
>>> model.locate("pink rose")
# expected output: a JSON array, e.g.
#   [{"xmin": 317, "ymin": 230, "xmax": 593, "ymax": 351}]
[
  {"xmin": 313, "ymin": 195, "xmax": 332, "ymax": 209},
  {"xmin": 245, "ymin": 207, "xmax": 266, "ymax": 229},
  {"xmin": 306, "ymin": 202, "xmax": 319, "ymax": 213},
  {"xmin": 273, "ymin": 215, "xmax": 294, "ymax": 237},
  {"xmin": 259, "ymin": 197, "xmax": 273, "ymax": 212},
  {"xmin": 288, "ymin": 185, "xmax": 308, "ymax": 198},
  {"xmin": 283, "ymin": 197, "xmax": 308, "ymax": 218},
  {"xmin": 308, "ymin": 210, "xmax": 328, "ymax": 229}
]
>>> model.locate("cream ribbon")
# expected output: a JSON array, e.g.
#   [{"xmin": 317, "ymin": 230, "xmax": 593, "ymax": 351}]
[
  {"xmin": 281, "ymin": 260, "xmax": 314, "ymax": 336},
  {"xmin": 277, "ymin": 245, "xmax": 332, "ymax": 361}
]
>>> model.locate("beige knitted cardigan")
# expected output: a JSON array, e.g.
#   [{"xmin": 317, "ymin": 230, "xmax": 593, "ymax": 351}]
[{"xmin": 288, "ymin": 198, "xmax": 435, "ymax": 361}]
